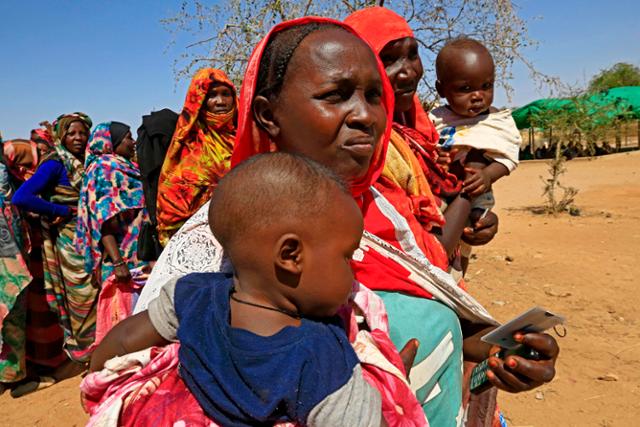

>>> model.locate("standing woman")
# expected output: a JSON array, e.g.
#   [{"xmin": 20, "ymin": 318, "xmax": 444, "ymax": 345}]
[
  {"xmin": 1, "ymin": 137, "xmax": 66, "ymax": 395},
  {"xmin": 76, "ymin": 122, "xmax": 147, "ymax": 285},
  {"xmin": 13, "ymin": 113, "xmax": 97, "ymax": 364},
  {"xmin": 0, "ymin": 136, "xmax": 35, "ymax": 392},
  {"xmin": 346, "ymin": 8, "xmax": 506, "ymax": 425},
  {"xmin": 156, "ymin": 68, "xmax": 237, "ymax": 246}
]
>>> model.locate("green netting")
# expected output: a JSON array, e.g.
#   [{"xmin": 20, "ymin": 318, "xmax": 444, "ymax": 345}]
[{"xmin": 511, "ymin": 86, "xmax": 640, "ymax": 129}]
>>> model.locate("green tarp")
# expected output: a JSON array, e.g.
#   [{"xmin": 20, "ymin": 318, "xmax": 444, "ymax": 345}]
[{"xmin": 511, "ymin": 86, "xmax": 640, "ymax": 129}]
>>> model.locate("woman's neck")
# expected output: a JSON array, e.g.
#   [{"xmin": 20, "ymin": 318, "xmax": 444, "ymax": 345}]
[{"xmin": 393, "ymin": 109, "xmax": 411, "ymax": 127}]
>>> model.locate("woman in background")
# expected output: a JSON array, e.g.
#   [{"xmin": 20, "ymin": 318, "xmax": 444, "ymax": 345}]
[
  {"xmin": 0, "ymin": 136, "xmax": 65, "ymax": 396},
  {"xmin": 76, "ymin": 122, "xmax": 147, "ymax": 285},
  {"xmin": 13, "ymin": 113, "xmax": 97, "ymax": 364},
  {"xmin": 156, "ymin": 68, "xmax": 237, "ymax": 246}
]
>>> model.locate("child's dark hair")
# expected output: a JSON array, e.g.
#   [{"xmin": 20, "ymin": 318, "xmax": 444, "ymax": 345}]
[
  {"xmin": 209, "ymin": 152, "xmax": 350, "ymax": 251},
  {"xmin": 256, "ymin": 22, "xmax": 346, "ymax": 100},
  {"xmin": 435, "ymin": 37, "xmax": 493, "ymax": 80}
]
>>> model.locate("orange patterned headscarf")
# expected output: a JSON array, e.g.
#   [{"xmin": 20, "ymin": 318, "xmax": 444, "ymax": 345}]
[{"xmin": 156, "ymin": 68, "xmax": 237, "ymax": 246}]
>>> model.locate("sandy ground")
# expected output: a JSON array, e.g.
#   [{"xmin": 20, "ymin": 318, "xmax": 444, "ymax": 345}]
[{"xmin": 1, "ymin": 151, "xmax": 639, "ymax": 426}]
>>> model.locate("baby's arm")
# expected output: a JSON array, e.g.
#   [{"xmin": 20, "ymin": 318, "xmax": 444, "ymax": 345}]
[
  {"xmin": 90, "ymin": 277, "xmax": 180, "ymax": 371},
  {"xmin": 89, "ymin": 311, "xmax": 169, "ymax": 371},
  {"xmin": 463, "ymin": 149, "xmax": 509, "ymax": 197}
]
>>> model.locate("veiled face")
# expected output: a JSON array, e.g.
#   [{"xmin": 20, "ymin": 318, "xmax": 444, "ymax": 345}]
[{"xmin": 205, "ymin": 83, "xmax": 235, "ymax": 114}]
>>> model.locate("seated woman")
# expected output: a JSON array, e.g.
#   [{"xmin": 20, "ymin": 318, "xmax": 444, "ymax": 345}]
[
  {"xmin": 87, "ymin": 17, "xmax": 558, "ymax": 427},
  {"xmin": 13, "ymin": 113, "xmax": 98, "ymax": 364},
  {"xmin": 156, "ymin": 68, "xmax": 237, "ymax": 247}
]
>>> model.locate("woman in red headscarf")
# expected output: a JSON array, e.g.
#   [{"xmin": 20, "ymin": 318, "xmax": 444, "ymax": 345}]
[
  {"xmin": 85, "ymin": 18, "xmax": 431, "ymax": 427},
  {"xmin": 156, "ymin": 68, "xmax": 237, "ymax": 246},
  {"xmin": 85, "ymin": 16, "xmax": 558, "ymax": 427},
  {"xmin": 345, "ymin": 7, "xmax": 509, "ymax": 426}
]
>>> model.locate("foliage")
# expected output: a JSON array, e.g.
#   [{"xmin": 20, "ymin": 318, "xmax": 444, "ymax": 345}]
[
  {"xmin": 162, "ymin": 0, "xmax": 559, "ymax": 104},
  {"xmin": 588, "ymin": 63, "xmax": 640, "ymax": 93},
  {"xmin": 530, "ymin": 96, "xmax": 621, "ymax": 214}
]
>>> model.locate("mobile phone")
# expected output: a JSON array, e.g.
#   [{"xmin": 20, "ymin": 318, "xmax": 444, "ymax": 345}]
[
  {"xmin": 470, "ymin": 345, "xmax": 542, "ymax": 394},
  {"xmin": 481, "ymin": 306, "xmax": 565, "ymax": 349}
]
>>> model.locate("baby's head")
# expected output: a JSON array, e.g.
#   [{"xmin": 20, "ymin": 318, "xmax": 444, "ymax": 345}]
[
  {"xmin": 435, "ymin": 38, "xmax": 495, "ymax": 118},
  {"xmin": 209, "ymin": 152, "xmax": 364, "ymax": 318}
]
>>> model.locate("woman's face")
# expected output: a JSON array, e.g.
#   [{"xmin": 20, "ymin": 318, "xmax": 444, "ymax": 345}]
[
  {"xmin": 205, "ymin": 83, "xmax": 235, "ymax": 114},
  {"xmin": 114, "ymin": 131, "xmax": 137, "ymax": 160},
  {"xmin": 256, "ymin": 28, "xmax": 387, "ymax": 183},
  {"xmin": 63, "ymin": 121, "xmax": 89, "ymax": 160},
  {"xmin": 379, "ymin": 37, "xmax": 423, "ymax": 114}
]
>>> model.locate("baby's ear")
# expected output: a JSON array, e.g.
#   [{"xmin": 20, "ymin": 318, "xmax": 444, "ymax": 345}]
[{"xmin": 274, "ymin": 233, "xmax": 303, "ymax": 286}]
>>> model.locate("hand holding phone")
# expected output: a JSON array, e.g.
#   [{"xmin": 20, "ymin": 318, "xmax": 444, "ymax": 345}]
[
  {"xmin": 471, "ymin": 307, "xmax": 564, "ymax": 394},
  {"xmin": 481, "ymin": 307, "xmax": 565, "ymax": 349}
]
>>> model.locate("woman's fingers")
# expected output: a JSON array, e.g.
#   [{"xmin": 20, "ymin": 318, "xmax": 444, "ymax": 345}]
[
  {"xmin": 517, "ymin": 333, "xmax": 560, "ymax": 360},
  {"xmin": 488, "ymin": 356, "xmax": 539, "ymax": 392},
  {"xmin": 507, "ymin": 356, "xmax": 556, "ymax": 384},
  {"xmin": 399, "ymin": 339, "xmax": 420, "ymax": 377}
]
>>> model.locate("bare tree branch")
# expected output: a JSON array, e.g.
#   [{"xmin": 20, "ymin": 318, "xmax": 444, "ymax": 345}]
[{"xmin": 163, "ymin": 0, "xmax": 557, "ymax": 104}]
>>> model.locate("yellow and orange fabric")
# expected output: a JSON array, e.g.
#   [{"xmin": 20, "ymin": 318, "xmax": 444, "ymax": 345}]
[{"xmin": 156, "ymin": 68, "xmax": 237, "ymax": 246}]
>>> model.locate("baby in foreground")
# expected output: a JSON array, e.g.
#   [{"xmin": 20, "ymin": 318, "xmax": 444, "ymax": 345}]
[{"xmin": 91, "ymin": 152, "xmax": 383, "ymax": 427}]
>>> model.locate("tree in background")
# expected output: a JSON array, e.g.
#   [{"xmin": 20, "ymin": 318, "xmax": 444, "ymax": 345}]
[
  {"xmin": 530, "ymin": 96, "xmax": 621, "ymax": 214},
  {"xmin": 162, "ymin": 0, "xmax": 559, "ymax": 103},
  {"xmin": 588, "ymin": 63, "xmax": 640, "ymax": 93}
]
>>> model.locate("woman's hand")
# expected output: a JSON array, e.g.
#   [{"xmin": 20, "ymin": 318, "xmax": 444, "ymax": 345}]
[
  {"xmin": 50, "ymin": 206, "xmax": 76, "ymax": 226},
  {"xmin": 462, "ymin": 209, "xmax": 498, "ymax": 246},
  {"xmin": 486, "ymin": 332, "xmax": 559, "ymax": 393},
  {"xmin": 113, "ymin": 263, "xmax": 132, "ymax": 283}
]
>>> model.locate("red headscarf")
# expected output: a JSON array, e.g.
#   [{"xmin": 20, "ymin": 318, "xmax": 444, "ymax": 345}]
[
  {"xmin": 344, "ymin": 6, "xmax": 437, "ymax": 140},
  {"xmin": 31, "ymin": 127, "xmax": 54, "ymax": 148},
  {"xmin": 230, "ymin": 16, "xmax": 447, "ymax": 300},
  {"xmin": 346, "ymin": 6, "xmax": 461, "ymax": 201},
  {"xmin": 230, "ymin": 16, "xmax": 394, "ymax": 197}
]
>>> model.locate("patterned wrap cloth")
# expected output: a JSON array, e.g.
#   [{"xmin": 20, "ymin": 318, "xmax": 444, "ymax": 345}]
[
  {"xmin": 0, "ymin": 142, "xmax": 33, "ymax": 382},
  {"xmin": 40, "ymin": 112, "xmax": 98, "ymax": 362},
  {"xmin": 1, "ymin": 136, "xmax": 66, "ymax": 382},
  {"xmin": 156, "ymin": 68, "xmax": 237, "ymax": 246},
  {"xmin": 31, "ymin": 126, "xmax": 54, "ymax": 148},
  {"xmin": 76, "ymin": 122, "xmax": 147, "ymax": 284}
]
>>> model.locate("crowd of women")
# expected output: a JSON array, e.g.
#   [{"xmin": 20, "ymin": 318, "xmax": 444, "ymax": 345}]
[{"xmin": 0, "ymin": 6, "xmax": 559, "ymax": 426}]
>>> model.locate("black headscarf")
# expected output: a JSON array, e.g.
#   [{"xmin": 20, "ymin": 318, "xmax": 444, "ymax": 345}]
[{"xmin": 109, "ymin": 122, "xmax": 130, "ymax": 150}]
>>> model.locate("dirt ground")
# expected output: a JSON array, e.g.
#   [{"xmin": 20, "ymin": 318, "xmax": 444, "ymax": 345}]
[{"xmin": 1, "ymin": 151, "xmax": 639, "ymax": 426}]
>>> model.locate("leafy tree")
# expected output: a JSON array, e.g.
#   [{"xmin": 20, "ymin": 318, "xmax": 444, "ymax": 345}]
[
  {"xmin": 162, "ymin": 0, "xmax": 559, "ymax": 103},
  {"xmin": 588, "ymin": 62, "xmax": 640, "ymax": 93}
]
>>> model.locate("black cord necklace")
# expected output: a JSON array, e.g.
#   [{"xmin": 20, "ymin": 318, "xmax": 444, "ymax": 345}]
[{"xmin": 230, "ymin": 288, "xmax": 301, "ymax": 320}]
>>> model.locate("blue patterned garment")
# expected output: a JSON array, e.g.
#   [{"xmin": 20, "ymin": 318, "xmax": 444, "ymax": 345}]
[{"xmin": 75, "ymin": 122, "xmax": 147, "ymax": 283}]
